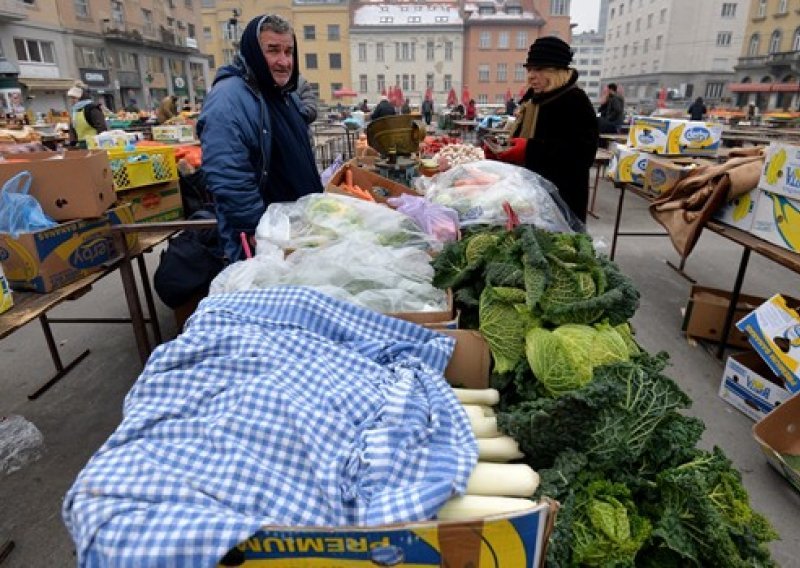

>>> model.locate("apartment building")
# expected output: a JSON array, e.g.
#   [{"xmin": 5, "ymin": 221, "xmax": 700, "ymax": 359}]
[
  {"xmin": 601, "ymin": 0, "xmax": 748, "ymax": 108},
  {"xmin": 730, "ymin": 0, "xmax": 800, "ymax": 111},
  {"xmin": 1, "ymin": 0, "xmax": 209, "ymax": 114},
  {"xmin": 349, "ymin": 1, "xmax": 463, "ymax": 107},
  {"xmin": 572, "ymin": 31, "xmax": 604, "ymax": 104},
  {"xmin": 462, "ymin": 0, "xmax": 571, "ymax": 106}
]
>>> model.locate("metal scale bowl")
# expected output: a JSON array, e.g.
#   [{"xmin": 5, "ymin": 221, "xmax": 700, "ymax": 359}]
[{"xmin": 365, "ymin": 115, "xmax": 426, "ymax": 187}]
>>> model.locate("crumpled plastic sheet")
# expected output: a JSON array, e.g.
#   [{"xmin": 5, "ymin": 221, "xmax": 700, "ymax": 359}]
[{"xmin": 0, "ymin": 415, "xmax": 44, "ymax": 476}]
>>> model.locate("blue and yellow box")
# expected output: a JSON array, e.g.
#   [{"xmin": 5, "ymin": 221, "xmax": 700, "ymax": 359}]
[
  {"xmin": 628, "ymin": 116, "xmax": 722, "ymax": 156},
  {"xmin": 759, "ymin": 141, "xmax": 800, "ymax": 200},
  {"xmin": 0, "ymin": 262, "xmax": 12, "ymax": 314}
]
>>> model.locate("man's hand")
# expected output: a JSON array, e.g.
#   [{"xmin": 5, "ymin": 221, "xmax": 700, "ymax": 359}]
[{"xmin": 497, "ymin": 138, "xmax": 528, "ymax": 165}]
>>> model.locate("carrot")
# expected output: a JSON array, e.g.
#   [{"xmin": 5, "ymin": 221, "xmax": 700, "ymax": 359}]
[
  {"xmin": 345, "ymin": 167, "xmax": 354, "ymax": 188},
  {"xmin": 353, "ymin": 184, "xmax": 375, "ymax": 202}
]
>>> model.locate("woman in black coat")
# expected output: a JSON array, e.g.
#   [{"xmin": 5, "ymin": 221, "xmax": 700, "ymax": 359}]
[{"xmin": 497, "ymin": 37, "xmax": 598, "ymax": 223}]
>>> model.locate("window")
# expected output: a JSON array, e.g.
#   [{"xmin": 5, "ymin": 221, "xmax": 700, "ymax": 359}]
[
  {"xmin": 377, "ymin": 74, "xmax": 385, "ymax": 92},
  {"xmin": 479, "ymin": 32, "xmax": 491, "ymax": 49},
  {"xmin": 498, "ymin": 32, "xmax": 509, "ymax": 49},
  {"xmin": 203, "ymin": 26, "xmax": 212, "ymax": 42},
  {"xmin": 610, "ymin": 7, "xmax": 615, "ymax": 18},
  {"xmin": 14, "ymin": 38, "xmax": 55, "ymax": 63},
  {"xmin": 444, "ymin": 41, "xmax": 453, "ymax": 61},
  {"xmin": 620, "ymin": 3, "xmax": 624, "ymax": 15},
  {"xmin": 497, "ymin": 63, "xmax": 507, "ymax": 81},
  {"xmin": 705, "ymin": 82, "xmax": 724, "ymax": 98},
  {"xmin": 478, "ymin": 64, "xmax": 490, "ymax": 82},
  {"xmin": 794, "ymin": 27, "xmax": 800, "ymax": 51},
  {"xmin": 647, "ymin": 13, "xmax": 653, "ymax": 28},
  {"xmin": 623, "ymin": 44, "xmax": 628, "ymax": 57},
  {"xmin": 721, "ymin": 3, "xmax": 737, "ymax": 17},
  {"xmin": 76, "ymin": 45, "xmax": 108, "ymax": 68},
  {"xmin": 144, "ymin": 54, "xmax": 164, "ymax": 74},
  {"xmin": 659, "ymin": 8, "xmax": 667, "ymax": 23},
  {"xmin": 717, "ymin": 32, "xmax": 732, "ymax": 46},
  {"xmin": 188, "ymin": 23, "xmax": 195, "ymax": 38},
  {"xmin": 444, "ymin": 74, "xmax": 452, "ymax": 90},
  {"xmin": 625, "ymin": 22, "xmax": 630, "ymax": 34},
  {"xmin": 495, "ymin": 94, "xmax": 506, "ymax": 104},
  {"xmin": 330, "ymin": 83, "xmax": 342, "ymax": 98},
  {"xmin": 516, "ymin": 31, "xmax": 528, "ymax": 49},
  {"xmin": 770, "ymin": 30, "xmax": 782, "ymax": 54},
  {"xmin": 426, "ymin": 73, "xmax": 434, "ymax": 89},
  {"xmin": 426, "ymin": 40, "xmax": 434, "ymax": 61},
  {"xmin": 579, "ymin": 58, "xmax": 589, "ymax": 65},
  {"xmin": 636, "ymin": 18, "xmax": 640, "ymax": 32},
  {"xmin": 327, "ymin": 25, "xmax": 340, "ymax": 41},
  {"xmin": 591, "ymin": 58, "xmax": 601, "ymax": 65},
  {"xmin": 222, "ymin": 48, "xmax": 235, "ymax": 65},
  {"xmin": 506, "ymin": 6, "xmax": 522, "ymax": 15},
  {"xmin": 550, "ymin": 0, "xmax": 569, "ymax": 16},
  {"xmin": 402, "ymin": 74, "xmax": 409, "ymax": 90},
  {"xmin": 643, "ymin": 38, "xmax": 649, "ymax": 53},
  {"xmin": 515, "ymin": 63, "xmax": 525, "ymax": 81},
  {"xmin": 778, "ymin": 0, "xmax": 788, "ymax": 15},
  {"xmin": 305, "ymin": 54, "xmax": 317, "ymax": 69},
  {"xmin": 376, "ymin": 43, "xmax": 384, "ymax": 62},
  {"xmin": 757, "ymin": 0, "xmax": 767, "ymax": 18},
  {"xmin": 185, "ymin": 0, "xmax": 192, "ymax": 6},
  {"xmin": 329, "ymin": 53, "xmax": 342, "ymax": 69},
  {"xmin": 380, "ymin": 16, "xmax": 393, "ymax": 23},
  {"xmin": 116, "ymin": 51, "xmax": 138, "ymax": 72},
  {"xmin": 435, "ymin": 16, "xmax": 449, "ymax": 22},
  {"xmin": 478, "ymin": 5, "xmax": 495, "ymax": 15},
  {"xmin": 589, "ymin": 70, "xmax": 601, "ymax": 76},
  {"xmin": 358, "ymin": 43, "xmax": 367, "ymax": 62},
  {"xmin": 656, "ymin": 35, "xmax": 663, "ymax": 50},
  {"xmin": 359, "ymin": 74, "xmax": 367, "ymax": 92},
  {"xmin": 304, "ymin": 26, "xmax": 315, "ymax": 41},
  {"xmin": 749, "ymin": 33, "xmax": 760, "ymax": 56},
  {"xmin": 142, "ymin": 9, "xmax": 154, "ymax": 35},
  {"xmin": 110, "ymin": 1, "xmax": 124, "ymax": 26},
  {"xmin": 74, "ymin": 0, "xmax": 89, "ymax": 18},
  {"xmin": 410, "ymin": 74, "xmax": 416, "ymax": 91},
  {"xmin": 653, "ymin": 59, "xmax": 659, "ymax": 71},
  {"xmin": 478, "ymin": 94, "xmax": 488, "ymax": 104},
  {"xmin": 395, "ymin": 42, "xmax": 415, "ymax": 61},
  {"xmin": 632, "ymin": 42, "xmax": 638, "ymax": 55}
]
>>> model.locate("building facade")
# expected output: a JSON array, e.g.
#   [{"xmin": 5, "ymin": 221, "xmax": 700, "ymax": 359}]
[
  {"xmin": 349, "ymin": 1, "xmax": 464, "ymax": 108},
  {"xmin": 730, "ymin": 0, "xmax": 800, "ymax": 111},
  {"xmin": 572, "ymin": 31, "xmax": 604, "ymax": 104},
  {"xmin": 462, "ymin": 0, "xmax": 571, "ymax": 106},
  {"xmin": 601, "ymin": 0, "xmax": 748, "ymax": 109},
  {"xmin": 1, "ymin": 0, "xmax": 209, "ymax": 115}
]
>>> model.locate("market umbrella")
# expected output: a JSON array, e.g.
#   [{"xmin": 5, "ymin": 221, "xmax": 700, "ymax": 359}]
[
  {"xmin": 461, "ymin": 86, "xmax": 471, "ymax": 104},
  {"xmin": 505, "ymin": 88, "xmax": 513, "ymax": 103},
  {"xmin": 447, "ymin": 87, "xmax": 458, "ymax": 107},
  {"xmin": 333, "ymin": 88, "xmax": 358, "ymax": 98},
  {"xmin": 394, "ymin": 85, "xmax": 405, "ymax": 107},
  {"xmin": 518, "ymin": 86, "xmax": 528, "ymax": 99},
  {"xmin": 657, "ymin": 87, "xmax": 668, "ymax": 109}
]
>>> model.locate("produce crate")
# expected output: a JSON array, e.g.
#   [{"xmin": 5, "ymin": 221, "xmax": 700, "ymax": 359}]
[
  {"xmin": 108, "ymin": 146, "xmax": 178, "ymax": 191},
  {"xmin": 151, "ymin": 124, "xmax": 196, "ymax": 143}
]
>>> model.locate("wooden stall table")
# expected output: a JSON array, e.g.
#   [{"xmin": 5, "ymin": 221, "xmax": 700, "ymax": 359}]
[
  {"xmin": 0, "ymin": 230, "xmax": 173, "ymax": 399},
  {"xmin": 600, "ymin": 133, "xmax": 627, "ymax": 149}
]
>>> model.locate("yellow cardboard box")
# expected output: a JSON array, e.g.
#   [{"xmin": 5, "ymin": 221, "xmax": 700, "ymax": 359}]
[
  {"xmin": 118, "ymin": 183, "xmax": 184, "ymax": 223},
  {"xmin": 608, "ymin": 145, "xmax": 650, "ymax": 184},
  {"xmin": 750, "ymin": 189, "xmax": 800, "ymax": 253},
  {"xmin": 628, "ymin": 116, "xmax": 722, "ymax": 156},
  {"xmin": 713, "ymin": 188, "xmax": 759, "ymax": 232},
  {"xmin": 643, "ymin": 156, "xmax": 707, "ymax": 194},
  {"xmin": 759, "ymin": 141, "xmax": 800, "ymax": 199},
  {"xmin": 0, "ymin": 262, "xmax": 12, "ymax": 314}
]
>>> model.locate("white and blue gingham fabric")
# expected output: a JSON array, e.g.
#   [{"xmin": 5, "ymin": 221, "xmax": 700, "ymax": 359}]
[{"xmin": 63, "ymin": 287, "xmax": 478, "ymax": 567}]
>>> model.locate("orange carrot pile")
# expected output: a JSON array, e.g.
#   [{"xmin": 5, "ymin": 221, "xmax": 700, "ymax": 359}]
[{"xmin": 338, "ymin": 166, "xmax": 375, "ymax": 202}]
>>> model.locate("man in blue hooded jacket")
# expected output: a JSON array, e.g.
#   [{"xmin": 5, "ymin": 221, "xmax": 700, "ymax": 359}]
[{"xmin": 197, "ymin": 14, "xmax": 322, "ymax": 261}]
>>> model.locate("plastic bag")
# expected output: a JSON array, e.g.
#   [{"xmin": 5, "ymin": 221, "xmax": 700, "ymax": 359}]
[
  {"xmin": 0, "ymin": 415, "xmax": 44, "ymax": 476},
  {"xmin": 0, "ymin": 171, "xmax": 57, "ymax": 238},
  {"xmin": 416, "ymin": 160, "xmax": 582, "ymax": 233},
  {"xmin": 320, "ymin": 154, "xmax": 345, "ymax": 187},
  {"xmin": 386, "ymin": 194, "xmax": 460, "ymax": 243},
  {"xmin": 255, "ymin": 193, "xmax": 440, "ymax": 253}
]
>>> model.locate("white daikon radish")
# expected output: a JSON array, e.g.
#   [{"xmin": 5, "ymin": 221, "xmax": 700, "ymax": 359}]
[
  {"xmin": 482, "ymin": 406, "xmax": 495, "ymax": 417},
  {"xmin": 437, "ymin": 495, "xmax": 536, "ymax": 520},
  {"xmin": 470, "ymin": 416, "xmax": 500, "ymax": 439},
  {"xmin": 466, "ymin": 463, "xmax": 540, "ymax": 497},
  {"xmin": 477, "ymin": 436, "xmax": 524, "ymax": 462},
  {"xmin": 453, "ymin": 388, "xmax": 500, "ymax": 406},
  {"xmin": 461, "ymin": 405, "xmax": 486, "ymax": 422}
]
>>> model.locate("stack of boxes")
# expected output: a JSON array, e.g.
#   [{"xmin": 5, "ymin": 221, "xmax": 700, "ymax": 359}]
[{"xmin": 608, "ymin": 116, "xmax": 723, "ymax": 194}]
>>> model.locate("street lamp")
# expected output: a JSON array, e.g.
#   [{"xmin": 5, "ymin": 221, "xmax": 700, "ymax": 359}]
[{"xmin": 228, "ymin": 9, "xmax": 240, "ymax": 51}]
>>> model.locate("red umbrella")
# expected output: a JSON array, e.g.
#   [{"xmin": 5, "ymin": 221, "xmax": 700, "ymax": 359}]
[
  {"xmin": 447, "ymin": 87, "xmax": 457, "ymax": 107},
  {"xmin": 518, "ymin": 86, "xmax": 528, "ymax": 99},
  {"xmin": 657, "ymin": 87, "xmax": 667, "ymax": 108},
  {"xmin": 394, "ymin": 85, "xmax": 405, "ymax": 107},
  {"xmin": 505, "ymin": 88, "xmax": 513, "ymax": 102},
  {"xmin": 461, "ymin": 86, "xmax": 471, "ymax": 104},
  {"xmin": 333, "ymin": 88, "xmax": 358, "ymax": 98}
]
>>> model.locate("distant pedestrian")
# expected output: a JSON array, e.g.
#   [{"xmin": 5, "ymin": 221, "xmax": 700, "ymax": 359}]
[
  {"xmin": 360, "ymin": 98, "xmax": 369, "ymax": 112},
  {"xmin": 466, "ymin": 99, "xmax": 477, "ymax": 120},
  {"xmin": 506, "ymin": 97, "xmax": 517, "ymax": 116},
  {"xmin": 370, "ymin": 95, "xmax": 396, "ymax": 120},
  {"xmin": 598, "ymin": 83, "xmax": 625, "ymax": 133},
  {"xmin": 687, "ymin": 97, "xmax": 707, "ymax": 121},
  {"xmin": 421, "ymin": 98, "xmax": 433, "ymax": 125},
  {"xmin": 401, "ymin": 98, "xmax": 411, "ymax": 114}
]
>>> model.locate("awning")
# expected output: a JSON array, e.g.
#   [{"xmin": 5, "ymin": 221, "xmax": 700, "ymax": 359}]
[
  {"xmin": 771, "ymin": 82, "xmax": 800, "ymax": 92},
  {"xmin": 19, "ymin": 77, "xmax": 77, "ymax": 91},
  {"xmin": 727, "ymin": 83, "xmax": 772, "ymax": 93}
]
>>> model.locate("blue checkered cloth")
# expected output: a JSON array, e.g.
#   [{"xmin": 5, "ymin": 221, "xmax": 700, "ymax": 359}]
[{"xmin": 63, "ymin": 287, "xmax": 477, "ymax": 567}]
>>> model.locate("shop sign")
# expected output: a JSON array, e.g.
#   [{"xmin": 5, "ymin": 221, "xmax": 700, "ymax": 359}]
[
  {"xmin": 80, "ymin": 68, "xmax": 110, "ymax": 87},
  {"xmin": 173, "ymin": 75, "xmax": 188, "ymax": 95}
]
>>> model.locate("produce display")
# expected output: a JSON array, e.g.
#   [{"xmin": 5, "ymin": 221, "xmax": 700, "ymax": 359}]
[
  {"xmin": 433, "ymin": 143, "xmax": 485, "ymax": 168},
  {"xmin": 420, "ymin": 135, "xmax": 461, "ymax": 157},
  {"xmin": 432, "ymin": 225, "xmax": 778, "ymax": 567}
]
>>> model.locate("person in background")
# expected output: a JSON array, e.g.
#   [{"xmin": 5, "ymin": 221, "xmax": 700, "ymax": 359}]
[
  {"xmin": 401, "ymin": 98, "xmax": 411, "ymax": 114},
  {"xmin": 66, "ymin": 82, "xmax": 108, "ymax": 148},
  {"xmin": 295, "ymin": 74, "xmax": 318, "ymax": 144},
  {"xmin": 687, "ymin": 97, "xmax": 707, "ymax": 121},
  {"xmin": 156, "ymin": 95, "xmax": 178, "ymax": 124},
  {"xmin": 506, "ymin": 97, "xmax": 517, "ymax": 116},
  {"xmin": 360, "ymin": 98, "xmax": 369, "ymax": 112},
  {"xmin": 421, "ymin": 98, "xmax": 434, "ymax": 125},
  {"xmin": 492, "ymin": 36, "xmax": 598, "ymax": 223},
  {"xmin": 598, "ymin": 83, "xmax": 625, "ymax": 134},
  {"xmin": 181, "ymin": 98, "xmax": 192, "ymax": 112},
  {"xmin": 370, "ymin": 95, "xmax": 396, "ymax": 120},
  {"xmin": 465, "ymin": 99, "xmax": 477, "ymax": 120},
  {"xmin": 197, "ymin": 14, "xmax": 322, "ymax": 262},
  {"xmin": 124, "ymin": 98, "xmax": 140, "ymax": 113}
]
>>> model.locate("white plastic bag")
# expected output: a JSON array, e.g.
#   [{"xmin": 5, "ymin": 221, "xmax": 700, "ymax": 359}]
[
  {"xmin": 416, "ymin": 160, "xmax": 581, "ymax": 232},
  {"xmin": 0, "ymin": 415, "xmax": 44, "ymax": 475}
]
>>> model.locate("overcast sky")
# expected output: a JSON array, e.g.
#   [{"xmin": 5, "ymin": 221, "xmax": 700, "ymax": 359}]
[{"xmin": 571, "ymin": 0, "xmax": 602, "ymax": 33}]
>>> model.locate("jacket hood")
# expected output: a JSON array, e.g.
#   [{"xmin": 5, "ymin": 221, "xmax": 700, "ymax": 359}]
[{"xmin": 233, "ymin": 15, "xmax": 299, "ymax": 97}]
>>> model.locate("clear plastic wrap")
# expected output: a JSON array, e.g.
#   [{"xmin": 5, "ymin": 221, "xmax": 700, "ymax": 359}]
[
  {"xmin": 255, "ymin": 193, "xmax": 440, "ymax": 252},
  {"xmin": 210, "ymin": 240, "xmax": 448, "ymax": 314},
  {"xmin": 386, "ymin": 194, "xmax": 460, "ymax": 243},
  {"xmin": 416, "ymin": 160, "xmax": 582, "ymax": 232},
  {"xmin": 0, "ymin": 415, "xmax": 44, "ymax": 476}
]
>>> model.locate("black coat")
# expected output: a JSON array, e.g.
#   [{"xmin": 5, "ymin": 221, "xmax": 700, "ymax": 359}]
[
  {"xmin": 519, "ymin": 73, "xmax": 598, "ymax": 223},
  {"xmin": 371, "ymin": 100, "xmax": 396, "ymax": 120}
]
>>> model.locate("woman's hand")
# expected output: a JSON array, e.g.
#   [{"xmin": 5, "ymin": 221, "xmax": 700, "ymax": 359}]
[{"xmin": 497, "ymin": 138, "xmax": 528, "ymax": 165}]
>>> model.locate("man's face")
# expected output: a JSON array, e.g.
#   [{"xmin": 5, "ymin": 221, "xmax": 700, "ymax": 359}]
[{"xmin": 259, "ymin": 30, "xmax": 294, "ymax": 87}]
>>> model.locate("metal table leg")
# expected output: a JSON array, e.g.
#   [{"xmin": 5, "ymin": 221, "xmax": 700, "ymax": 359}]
[
  {"xmin": 115, "ymin": 233, "xmax": 150, "ymax": 364},
  {"xmin": 136, "ymin": 254, "xmax": 162, "ymax": 346},
  {"xmin": 588, "ymin": 162, "xmax": 602, "ymax": 219},
  {"xmin": 27, "ymin": 315, "xmax": 90, "ymax": 400},
  {"xmin": 716, "ymin": 247, "xmax": 751, "ymax": 360},
  {"xmin": 610, "ymin": 183, "xmax": 626, "ymax": 260}
]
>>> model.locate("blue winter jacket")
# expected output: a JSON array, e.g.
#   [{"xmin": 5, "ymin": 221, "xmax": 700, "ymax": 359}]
[{"xmin": 197, "ymin": 58, "xmax": 314, "ymax": 261}]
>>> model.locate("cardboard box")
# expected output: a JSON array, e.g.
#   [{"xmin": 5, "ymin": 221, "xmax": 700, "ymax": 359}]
[
  {"xmin": 753, "ymin": 392, "xmax": 800, "ymax": 493},
  {"xmin": 750, "ymin": 189, "xmax": 800, "ymax": 253},
  {"xmin": 713, "ymin": 188, "xmax": 759, "ymax": 232},
  {"xmin": 222, "ymin": 329, "xmax": 557, "ymax": 568},
  {"xmin": 86, "ymin": 131, "xmax": 140, "ymax": 149},
  {"xmin": 0, "ymin": 150, "xmax": 114, "ymax": 221},
  {"xmin": 388, "ymin": 289, "xmax": 454, "ymax": 327},
  {"xmin": 644, "ymin": 156, "xmax": 709, "ymax": 195},
  {"xmin": 151, "ymin": 125, "xmax": 196, "ymax": 143},
  {"xmin": 326, "ymin": 159, "xmax": 419, "ymax": 204},
  {"xmin": 759, "ymin": 141, "xmax": 800, "ymax": 199},
  {"xmin": 118, "ymin": 183, "xmax": 184, "ymax": 223},
  {"xmin": 719, "ymin": 351, "xmax": 792, "ymax": 421},
  {"xmin": 737, "ymin": 294, "xmax": 800, "ymax": 393},
  {"xmin": 607, "ymin": 145, "xmax": 650, "ymax": 184},
  {"xmin": 682, "ymin": 285, "xmax": 768, "ymax": 349},
  {"xmin": 0, "ymin": 262, "xmax": 12, "ymax": 315},
  {"xmin": 628, "ymin": 116, "xmax": 722, "ymax": 156},
  {"xmin": 105, "ymin": 202, "xmax": 140, "ymax": 253}
]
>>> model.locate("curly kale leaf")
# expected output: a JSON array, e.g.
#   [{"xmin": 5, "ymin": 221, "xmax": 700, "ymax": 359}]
[{"xmin": 478, "ymin": 285, "xmax": 527, "ymax": 374}]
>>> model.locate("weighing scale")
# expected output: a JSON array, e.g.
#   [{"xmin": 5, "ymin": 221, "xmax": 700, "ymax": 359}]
[{"xmin": 365, "ymin": 115, "xmax": 426, "ymax": 187}]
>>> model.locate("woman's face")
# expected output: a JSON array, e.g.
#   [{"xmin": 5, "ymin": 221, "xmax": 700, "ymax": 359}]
[{"xmin": 526, "ymin": 67, "xmax": 549, "ymax": 93}]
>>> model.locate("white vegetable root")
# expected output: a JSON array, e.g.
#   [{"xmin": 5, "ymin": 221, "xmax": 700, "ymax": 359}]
[
  {"xmin": 469, "ymin": 416, "xmax": 500, "ymax": 439},
  {"xmin": 477, "ymin": 436, "xmax": 524, "ymax": 462},
  {"xmin": 453, "ymin": 388, "xmax": 500, "ymax": 406},
  {"xmin": 466, "ymin": 463, "xmax": 540, "ymax": 497},
  {"xmin": 437, "ymin": 495, "xmax": 537, "ymax": 520}
]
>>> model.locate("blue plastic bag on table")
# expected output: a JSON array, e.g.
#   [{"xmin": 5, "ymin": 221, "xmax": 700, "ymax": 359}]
[{"xmin": 0, "ymin": 171, "xmax": 57, "ymax": 238}]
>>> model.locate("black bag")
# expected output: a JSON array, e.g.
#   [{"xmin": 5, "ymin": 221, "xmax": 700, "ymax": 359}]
[
  {"xmin": 154, "ymin": 211, "xmax": 225, "ymax": 309},
  {"xmin": 179, "ymin": 169, "xmax": 213, "ymax": 219}
]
